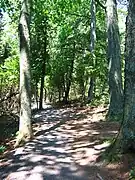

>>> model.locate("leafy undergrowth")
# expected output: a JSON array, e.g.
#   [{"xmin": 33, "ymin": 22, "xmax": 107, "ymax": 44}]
[
  {"xmin": 0, "ymin": 145, "xmax": 6, "ymax": 154},
  {"xmin": 0, "ymin": 104, "xmax": 133, "ymax": 179},
  {"xmin": 0, "ymin": 114, "xmax": 19, "ymax": 156},
  {"xmin": 130, "ymin": 166, "xmax": 135, "ymax": 180}
]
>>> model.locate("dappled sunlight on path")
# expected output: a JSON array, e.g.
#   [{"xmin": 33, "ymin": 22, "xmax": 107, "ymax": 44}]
[{"xmin": 0, "ymin": 106, "xmax": 122, "ymax": 179}]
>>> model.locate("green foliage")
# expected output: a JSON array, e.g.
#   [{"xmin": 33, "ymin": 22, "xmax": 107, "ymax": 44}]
[
  {"xmin": 0, "ymin": 145, "xmax": 6, "ymax": 153},
  {"xmin": 0, "ymin": 0, "xmax": 125, "ymax": 106},
  {"xmin": 0, "ymin": 57, "xmax": 19, "ymax": 84},
  {"xmin": 130, "ymin": 167, "xmax": 135, "ymax": 180}
]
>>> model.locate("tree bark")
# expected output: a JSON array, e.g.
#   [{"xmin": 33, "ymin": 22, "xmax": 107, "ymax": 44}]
[
  {"xmin": 16, "ymin": 0, "xmax": 32, "ymax": 146},
  {"xmin": 39, "ymin": 60, "xmax": 45, "ymax": 109},
  {"xmin": 39, "ymin": 22, "xmax": 47, "ymax": 110},
  {"xmin": 88, "ymin": 77, "xmax": 95, "ymax": 102},
  {"xmin": 63, "ymin": 42, "xmax": 75, "ymax": 103},
  {"xmin": 106, "ymin": 0, "xmax": 123, "ymax": 121},
  {"xmin": 121, "ymin": 0, "xmax": 135, "ymax": 152},
  {"xmin": 88, "ymin": 0, "xmax": 96, "ymax": 102},
  {"xmin": 35, "ymin": 80, "xmax": 38, "ymax": 109}
]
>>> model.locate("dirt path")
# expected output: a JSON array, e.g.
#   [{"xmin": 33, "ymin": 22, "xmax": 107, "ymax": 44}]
[{"xmin": 0, "ymin": 105, "xmax": 128, "ymax": 179}]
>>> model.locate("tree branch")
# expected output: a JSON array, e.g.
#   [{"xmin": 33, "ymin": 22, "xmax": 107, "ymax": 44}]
[
  {"xmin": 95, "ymin": 0, "xmax": 106, "ymax": 10},
  {"xmin": 65, "ymin": 12, "xmax": 89, "ymax": 18},
  {"xmin": 97, "ymin": 173, "xmax": 104, "ymax": 180}
]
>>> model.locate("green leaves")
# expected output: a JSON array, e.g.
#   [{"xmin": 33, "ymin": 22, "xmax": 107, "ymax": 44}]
[
  {"xmin": 0, "ymin": 145, "xmax": 6, "ymax": 153},
  {"xmin": 0, "ymin": 0, "xmax": 111, "ymax": 104}
]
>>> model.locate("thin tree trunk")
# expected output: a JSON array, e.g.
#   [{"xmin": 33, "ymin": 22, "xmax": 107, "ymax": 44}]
[
  {"xmin": 39, "ymin": 23, "xmax": 47, "ymax": 110},
  {"xmin": 88, "ymin": 77, "xmax": 95, "ymax": 102},
  {"xmin": 16, "ymin": 0, "xmax": 32, "ymax": 146},
  {"xmin": 88, "ymin": 0, "xmax": 96, "ymax": 102},
  {"xmin": 64, "ymin": 42, "xmax": 75, "ymax": 103},
  {"xmin": 35, "ymin": 80, "xmax": 38, "ymax": 109},
  {"xmin": 58, "ymin": 88, "xmax": 61, "ymax": 102},
  {"xmin": 39, "ymin": 65, "xmax": 45, "ymax": 109},
  {"xmin": 44, "ymin": 88, "xmax": 47, "ymax": 102},
  {"xmin": 106, "ymin": 0, "xmax": 123, "ymax": 121}
]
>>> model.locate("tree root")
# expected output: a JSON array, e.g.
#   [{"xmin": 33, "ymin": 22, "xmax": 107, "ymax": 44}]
[
  {"xmin": 97, "ymin": 173, "xmax": 104, "ymax": 180},
  {"xmin": 14, "ymin": 131, "xmax": 33, "ymax": 148}
]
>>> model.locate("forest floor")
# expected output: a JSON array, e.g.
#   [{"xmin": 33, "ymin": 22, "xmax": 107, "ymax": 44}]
[{"xmin": 0, "ymin": 104, "xmax": 131, "ymax": 179}]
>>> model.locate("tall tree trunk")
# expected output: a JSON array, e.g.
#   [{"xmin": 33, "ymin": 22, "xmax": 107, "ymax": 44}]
[
  {"xmin": 88, "ymin": 0, "xmax": 96, "ymax": 102},
  {"xmin": 39, "ymin": 62, "xmax": 45, "ymax": 109},
  {"xmin": 16, "ymin": 0, "xmax": 32, "ymax": 145},
  {"xmin": 39, "ymin": 23, "xmax": 47, "ymax": 110},
  {"xmin": 58, "ymin": 87, "xmax": 61, "ymax": 102},
  {"xmin": 64, "ymin": 42, "xmax": 75, "ymax": 103},
  {"xmin": 35, "ymin": 80, "xmax": 38, "ymax": 109},
  {"xmin": 44, "ymin": 88, "xmax": 47, "ymax": 102},
  {"xmin": 88, "ymin": 77, "xmax": 95, "ymax": 102},
  {"xmin": 121, "ymin": 0, "xmax": 135, "ymax": 152},
  {"xmin": 106, "ymin": 0, "xmax": 123, "ymax": 121}
]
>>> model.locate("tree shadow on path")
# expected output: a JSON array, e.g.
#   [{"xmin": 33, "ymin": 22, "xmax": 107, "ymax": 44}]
[{"xmin": 0, "ymin": 106, "xmax": 124, "ymax": 180}]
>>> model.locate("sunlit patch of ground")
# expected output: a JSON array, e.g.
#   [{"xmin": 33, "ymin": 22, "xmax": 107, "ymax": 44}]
[{"xmin": 0, "ymin": 105, "xmax": 129, "ymax": 179}]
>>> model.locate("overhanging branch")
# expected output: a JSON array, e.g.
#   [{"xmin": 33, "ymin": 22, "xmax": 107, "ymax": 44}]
[{"xmin": 95, "ymin": 0, "xmax": 106, "ymax": 10}]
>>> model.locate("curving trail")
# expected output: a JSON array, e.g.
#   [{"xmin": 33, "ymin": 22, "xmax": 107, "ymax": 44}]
[{"xmin": 0, "ymin": 105, "xmax": 127, "ymax": 179}]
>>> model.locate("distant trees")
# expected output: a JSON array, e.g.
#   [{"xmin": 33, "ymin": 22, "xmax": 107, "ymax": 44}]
[
  {"xmin": 39, "ymin": 17, "xmax": 47, "ymax": 110},
  {"xmin": 87, "ymin": 0, "xmax": 96, "ymax": 103},
  {"xmin": 0, "ymin": 0, "xmax": 129, "ymax": 146},
  {"xmin": 28, "ymin": 0, "xmax": 108, "ymax": 105},
  {"xmin": 63, "ymin": 42, "xmax": 75, "ymax": 103},
  {"xmin": 0, "ymin": 0, "xmax": 126, "ymax": 107}
]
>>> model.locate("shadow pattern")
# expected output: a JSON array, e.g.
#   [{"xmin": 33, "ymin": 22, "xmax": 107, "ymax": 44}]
[{"xmin": 0, "ymin": 106, "xmax": 122, "ymax": 180}]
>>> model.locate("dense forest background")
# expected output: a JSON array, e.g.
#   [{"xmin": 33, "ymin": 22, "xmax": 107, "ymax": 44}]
[
  {"xmin": 3, "ymin": 0, "xmax": 135, "ymax": 178},
  {"xmin": 0, "ymin": 0, "xmax": 126, "ymax": 111},
  {"xmin": 0, "ymin": 0, "xmax": 128, "ymax": 145},
  {"xmin": 3, "ymin": 0, "xmax": 135, "ymax": 179}
]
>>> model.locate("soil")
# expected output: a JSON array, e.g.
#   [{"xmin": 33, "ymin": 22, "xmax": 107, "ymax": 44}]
[{"xmin": 0, "ymin": 105, "xmax": 132, "ymax": 179}]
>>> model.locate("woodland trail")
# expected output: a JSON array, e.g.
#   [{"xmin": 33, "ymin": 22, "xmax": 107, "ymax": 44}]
[{"xmin": 0, "ymin": 105, "xmax": 128, "ymax": 179}]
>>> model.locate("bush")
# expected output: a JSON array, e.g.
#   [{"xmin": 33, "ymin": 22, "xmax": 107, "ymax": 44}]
[{"xmin": 129, "ymin": 167, "xmax": 135, "ymax": 180}]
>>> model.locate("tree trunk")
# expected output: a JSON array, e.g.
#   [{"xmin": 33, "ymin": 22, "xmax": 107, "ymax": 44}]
[
  {"xmin": 39, "ymin": 64, "xmax": 45, "ymax": 109},
  {"xmin": 63, "ymin": 42, "xmax": 75, "ymax": 103},
  {"xmin": 58, "ymin": 88, "xmax": 61, "ymax": 102},
  {"xmin": 44, "ymin": 88, "xmax": 47, "ymax": 102},
  {"xmin": 106, "ymin": 0, "xmax": 123, "ymax": 121},
  {"xmin": 88, "ymin": 77, "xmax": 95, "ymax": 102},
  {"xmin": 16, "ymin": 0, "xmax": 32, "ymax": 145},
  {"xmin": 35, "ymin": 80, "xmax": 38, "ymax": 109},
  {"xmin": 88, "ymin": 0, "xmax": 96, "ymax": 102},
  {"xmin": 39, "ymin": 23, "xmax": 47, "ymax": 110},
  {"xmin": 121, "ymin": 0, "xmax": 135, "ymax": 152}
]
